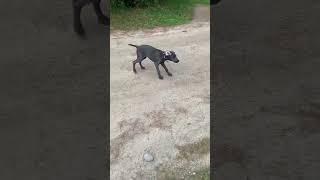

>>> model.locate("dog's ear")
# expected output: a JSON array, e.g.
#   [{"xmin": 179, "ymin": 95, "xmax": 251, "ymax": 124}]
[
  {"xmin": 164, "ymin": 51, "xmax": 171, "ymax": 56},
  {"xmin": 170, "ymin": 51, "xmax": 175, "ymax": 55}
]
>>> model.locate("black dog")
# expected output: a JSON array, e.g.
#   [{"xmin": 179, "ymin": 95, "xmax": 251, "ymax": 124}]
[
  {"xmin": 129, "ymin": 44, "xmax": 180, "ymax": 80},
  {"xmin": 211, "ymin": 0, "xmax": 222, "ymax": 5},
  {"xmin": 72, "ymin": 0, "xmax": 109, "ymax": 36}
]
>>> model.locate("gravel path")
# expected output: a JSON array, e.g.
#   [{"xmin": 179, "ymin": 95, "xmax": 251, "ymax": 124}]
[{"xmin": 110, "ymin": 7, "xmax": 210, "ymax": 179}]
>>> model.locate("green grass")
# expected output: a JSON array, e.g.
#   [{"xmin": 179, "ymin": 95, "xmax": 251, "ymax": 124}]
[
  {"xmin": 190, "ymin": 0, "xmax": 210, "ymax": 5},
  {"xmin": 189, "ymin": 168, "xmax": 210, "ymax": 180},
  {"xmin": 157, "ymin": 167, "xmax": 210, "ymax": 180},
  {"xmin": 110, "ymin": 0, "xmax": 209, "ymax": 31}
]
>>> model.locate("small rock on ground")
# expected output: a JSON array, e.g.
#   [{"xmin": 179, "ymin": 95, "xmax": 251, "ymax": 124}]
[{"xmin": 143, "ymin": 152, "xmax": 154, "ymax": 162}]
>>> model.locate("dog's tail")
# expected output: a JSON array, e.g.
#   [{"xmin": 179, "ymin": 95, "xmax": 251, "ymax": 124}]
[{"xmin": 128, "ymin": 44, "xmax": 138, "ymax": 48}]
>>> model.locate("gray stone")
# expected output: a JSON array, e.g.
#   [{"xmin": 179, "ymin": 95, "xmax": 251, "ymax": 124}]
[{"xmin": 143, "ymin": 152, "xmax": 154, "ymax": 162}]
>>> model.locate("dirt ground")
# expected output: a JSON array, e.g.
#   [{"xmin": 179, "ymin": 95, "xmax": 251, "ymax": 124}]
[{"xmin": 110, "ymin": 5, "xmax": 210, "ymax": 180}]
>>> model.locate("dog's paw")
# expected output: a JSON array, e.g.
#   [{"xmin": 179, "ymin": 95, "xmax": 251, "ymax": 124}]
[
  {"xmin": 141, "ymin": 67, "xmax": 146, "ymax": 70},
  {"xmin": 74, "ymin": 25, "xmax": 86, "ymax": 37},
  {"xmin": 159, "ymin": 76, "xmax": 164, "ymax": 80},
  {"xmin": 168, "ymin": 73, "xmax": 172, "ymax": 76}
]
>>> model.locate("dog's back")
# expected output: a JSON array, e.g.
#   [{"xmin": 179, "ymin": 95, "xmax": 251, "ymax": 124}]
[{"xmin": 128, "ymin": 44, "xmax": 161, "ymax": 57}]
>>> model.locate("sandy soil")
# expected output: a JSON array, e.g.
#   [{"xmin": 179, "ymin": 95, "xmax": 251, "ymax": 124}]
[{"xmin": 110, "ymin": 8, "xmax": 210, "ymax": 179}]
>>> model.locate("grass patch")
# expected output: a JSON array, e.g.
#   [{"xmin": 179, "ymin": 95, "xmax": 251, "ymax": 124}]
[
  {"xmin": 190, "ymin": 0, "xmax": 210, "ymax": 5},
  {"xmin": 110, "ymin": 0, "xmax": 209, "ymax": 30},
  {"xmin": 157, "ymin": 167, "xmax": 210, "ymax": 180},
  {"xmin": 175, "ymin": 137, "xmax": 210, "ymax": 160},
  {"xmin": 191, "ymin": 168, "xmax": 210, "ymax": 180}
]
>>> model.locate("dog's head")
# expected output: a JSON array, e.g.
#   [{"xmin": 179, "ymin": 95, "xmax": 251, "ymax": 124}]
[{"xmin": 163, "ymin": 51, "xmax": 180, "ymax": 63}]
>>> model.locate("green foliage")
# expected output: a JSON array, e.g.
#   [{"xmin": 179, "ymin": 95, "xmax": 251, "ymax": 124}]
[
  {"xmin": 111, "ymin": 0, "xmax": 161, "ymax": 8},
  {"xmin": 110, "ymin": 0, "xmax": 210, "ymax": 30}
]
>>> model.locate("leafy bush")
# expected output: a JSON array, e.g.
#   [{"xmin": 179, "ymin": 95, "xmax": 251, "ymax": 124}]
[{"xmin": 111, "ymin": 0, "xmax": 161, "ymax": 8}]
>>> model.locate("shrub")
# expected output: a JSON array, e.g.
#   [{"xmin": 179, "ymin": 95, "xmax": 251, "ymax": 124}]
[{"xmin": 111, "ymin": 0, "xmax": 161, "ymax": 8}]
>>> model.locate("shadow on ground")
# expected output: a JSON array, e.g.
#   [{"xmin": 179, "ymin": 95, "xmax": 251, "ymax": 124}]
[
  {"xmin": 0, "ymin": 1, "xmax": 108, "ymax": 179},
  {"xmin": 213, "ymin": 0, "xmax": 320, "ymax": 179}
]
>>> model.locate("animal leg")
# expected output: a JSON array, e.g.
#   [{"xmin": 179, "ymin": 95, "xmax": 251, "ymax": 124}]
[
  {"xmin": 160, "ymin": 62, "xmax": 172, "ymax": 76},
  {"xmin": 92, "ymin": 0, "xmax": 109, "ymax": 25},
  {"xmin": 72, "ymin": 0, "xmax": 87, "ymax": 36},
  {"xmin": 154, "ymin": 63, "xmax": 163, "ymax": 79}
]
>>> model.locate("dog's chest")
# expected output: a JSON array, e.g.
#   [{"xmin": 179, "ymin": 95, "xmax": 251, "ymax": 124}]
[{"xmin": 159, "ymin": 59, "xmax": 165, "ymax": 64}]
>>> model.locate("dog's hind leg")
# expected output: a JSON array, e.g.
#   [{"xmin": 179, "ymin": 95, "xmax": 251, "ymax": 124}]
[
  {"xmin": 133, "ymin": 59, "xmax": 138, "ymax": 73},
  {"xmin": 133, "ymin": 57, "xmax": 145, "ymax": 73},
  {"xmin": 139, "ymin": 62, "xmax": 145, "ymax": 69},
  {"xmin": 135, "ymin": 50, "xmax": 146, "ymax": 70},
  {"xmin": 160, "ymin": 62, "xmax": 172, "ymax": 76},
  {"xmin": 139, "ymin": 58, "xmax": 146, "ymax": 69}
]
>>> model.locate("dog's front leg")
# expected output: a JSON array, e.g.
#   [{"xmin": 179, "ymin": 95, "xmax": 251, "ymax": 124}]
[
  {"xmin": 154, "ymin": 62, "xmax": 163, "ymax": 79},
  {"xmin": 160, "ymin": 62, "xmax": 172, "ymax": 76},
  {"xmin": 73, "ymin": 0, "xmax": 87, "ymax": 36},
  {"xmin": 93, "ymin": 0, "xmax": 109, "ymax": 25}
]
